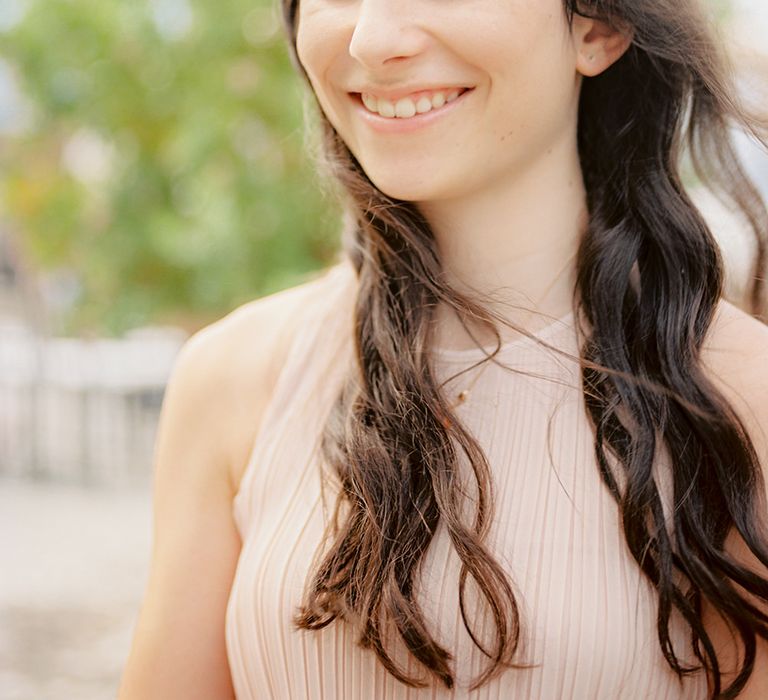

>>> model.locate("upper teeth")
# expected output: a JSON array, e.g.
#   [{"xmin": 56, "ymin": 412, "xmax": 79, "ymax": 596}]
[{"xmin": 360, "ymin": 88, "xmax": 466, "ymax": 119}]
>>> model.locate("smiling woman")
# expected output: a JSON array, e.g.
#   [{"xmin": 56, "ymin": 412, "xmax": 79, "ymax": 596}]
[
  {"xmin": 119, "ymin": 1, "xmax": 768, "ymax": 699},
  {"xmin": 295, "ymin": 0, "xmax": 603, "ymax": 206}
]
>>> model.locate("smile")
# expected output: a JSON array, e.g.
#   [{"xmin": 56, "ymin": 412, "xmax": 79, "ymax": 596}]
[{"xmin": 348, "ymin": 87, "xmax": 476, "ymax": 135}]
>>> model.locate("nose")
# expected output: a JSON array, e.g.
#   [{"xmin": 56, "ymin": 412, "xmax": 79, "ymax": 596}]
[{"xmin": 348, "ymin": 0, "xmax": 428, "ymax": 69}]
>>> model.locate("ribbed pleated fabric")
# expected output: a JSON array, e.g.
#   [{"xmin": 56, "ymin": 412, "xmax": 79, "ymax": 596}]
[{"xmin": 225, "ymin": 260, "xmax": 709, "ymax": 699}]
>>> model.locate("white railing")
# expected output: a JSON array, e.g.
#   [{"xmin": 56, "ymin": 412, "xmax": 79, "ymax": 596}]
[{"xmin": 0, "ymin": 319, "xmax": 187, "ymax": 487}]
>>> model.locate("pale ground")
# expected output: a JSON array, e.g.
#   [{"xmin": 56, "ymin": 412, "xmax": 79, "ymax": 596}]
[{"xmin": 0, "ymin": 476, "xmax": 153, "ymax": 700}]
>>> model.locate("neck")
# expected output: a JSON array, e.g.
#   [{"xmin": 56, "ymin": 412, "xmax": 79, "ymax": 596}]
[{"xmin": 417, "ymin": 130, "xmax": 587, "ymax": 350}]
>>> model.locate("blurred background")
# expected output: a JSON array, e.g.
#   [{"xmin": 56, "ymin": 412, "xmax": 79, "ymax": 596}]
[{"xmin": 0, "ymin": 0, "xmax": 766, "ymax": 698}]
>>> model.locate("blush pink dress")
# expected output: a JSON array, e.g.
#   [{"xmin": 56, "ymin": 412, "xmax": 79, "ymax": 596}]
[{"xmin": 225, "ymin": 260, "xmax": 709, "ymax": 699}]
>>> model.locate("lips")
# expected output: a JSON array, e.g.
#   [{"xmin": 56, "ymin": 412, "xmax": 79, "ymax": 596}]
[
  {"xmin": 347, "ymin": 86, "xmax": 475, "ymax": 134},
  {"xmin": 352, "ymin": 86, "xmax": 473, "ymax": 104},
  {"xmin": 349, "ymin": 87, "xmax": 473, "ymax": 114}
]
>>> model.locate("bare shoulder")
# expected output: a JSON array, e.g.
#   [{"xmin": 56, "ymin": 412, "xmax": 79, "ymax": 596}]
[
  {"xmin": 703, "ymin": 297, "xmax": 768, "ymax": 353},
  {"xmin": 701, "ymin": 298, "xmax": 768, "ymax": 413},
  {"xmin": 698, "ymin": 309, "xmax": 768, "ymax": 696},
  {"xmin": 700, "ymin": 298, "xmax": 768, "ymax": 466},
  {"xmin": 119, "ymin": 261, "xmax": 355, "ymax": 699},
  {"xmin": 173, "ymin": 259, "xmax": 355, "ymax": 496}
]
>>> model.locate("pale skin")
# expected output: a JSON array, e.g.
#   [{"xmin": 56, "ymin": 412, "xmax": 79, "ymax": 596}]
[
  {"xmin": 119, "ymin": 1, "xmax": 768, "ymax": 697},
  {"xmin": 296, "ymin": 0, "xmax": 631, "ymax": 349}
]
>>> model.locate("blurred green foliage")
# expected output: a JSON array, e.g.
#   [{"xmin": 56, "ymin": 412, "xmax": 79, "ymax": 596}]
[
  {"xmin": 0, "ymin": 0, "xmax": 738, "ymax": 335},
  {"xmin": 1, "ymin": 0, "xmax": 341, "ymax": 335}
]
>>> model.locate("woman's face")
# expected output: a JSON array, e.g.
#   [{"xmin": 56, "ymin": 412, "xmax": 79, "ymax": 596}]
[{"xmin": 295, "ymin": 0, "xmax": 584, "ymax": 203}]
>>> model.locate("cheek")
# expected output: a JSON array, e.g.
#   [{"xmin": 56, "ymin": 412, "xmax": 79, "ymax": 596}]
[
  {"xmin": 295, "ymin": 17, "xmax": 321, "ymax": 82},
  {"xmin": 478, "ymin": 23, "xmax": 575, "ymax": 134},
  {"xmin": 479, "ymin": 4, "xmax": 571, "ymax": 76},
  {"xmin": 295, "ymin": 14, "xmax": 350, "ymax": 130},
  {"xmin": 295, "ymin": 14, "xmax": 324, "ymax": 93},
  {"xmin": 295, "ymin": 6, "xmax": 346, "ymax": 86}
]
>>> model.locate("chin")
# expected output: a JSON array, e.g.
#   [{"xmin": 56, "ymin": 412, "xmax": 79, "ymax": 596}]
[{"xmin": 364, "ymin": 171, "xmax": 448, "ymax": 203}]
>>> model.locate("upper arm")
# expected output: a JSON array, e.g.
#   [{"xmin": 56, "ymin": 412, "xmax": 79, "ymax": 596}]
[
  {"xmin": 699, "ymin": 300, "xmax": 768, "ymax": 698},
  {"xmin": 117, "ymin": 266, "xmax": 342, "ymax": 699},
  {"xmin": 117, "ymin": 326, "xmax": 246, "ymax": 700}
]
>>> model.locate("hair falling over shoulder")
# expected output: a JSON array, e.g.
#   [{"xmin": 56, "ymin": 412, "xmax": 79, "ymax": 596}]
[{"xmin": 280, "ymin": 0, "xmax": 768, "ymax": 697}]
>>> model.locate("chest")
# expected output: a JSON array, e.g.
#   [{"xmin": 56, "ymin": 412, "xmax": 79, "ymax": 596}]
[{"xmin": 225, "ymin": 393, "xmax": 707, "ymax": 699}]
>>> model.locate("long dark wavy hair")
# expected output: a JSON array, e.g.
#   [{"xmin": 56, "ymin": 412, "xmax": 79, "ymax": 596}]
[{"xmin": 278, "ymin": 0, "xmax": 768, "ymax": 697}]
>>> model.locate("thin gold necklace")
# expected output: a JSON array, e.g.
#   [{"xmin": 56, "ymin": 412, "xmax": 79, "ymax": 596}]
[
  {"xmin": 450, "ymin": 359, "xmax": 491, "ymax": 408},
  {"xmin": 441, "ymin": 362, "xmax": 490, "ymax": 430},
  {"xmin": 442, "ymin": 252, "xmax": 577, "ymax": 419}
]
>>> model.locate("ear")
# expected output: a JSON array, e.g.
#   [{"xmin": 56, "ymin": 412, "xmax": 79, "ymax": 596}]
[{"xmin": 572, "ymin": 14, "xmax": 634, "ymax": 77}]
